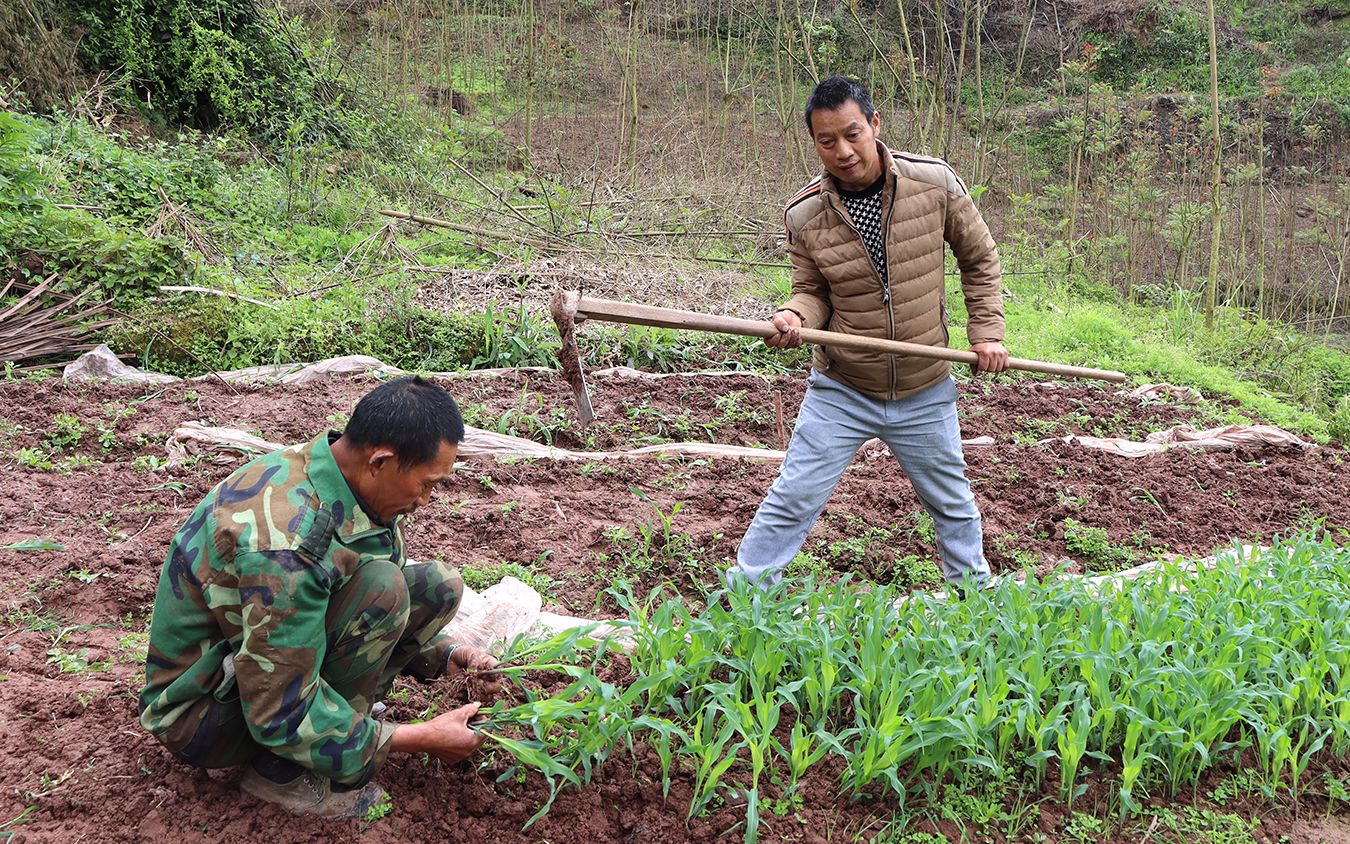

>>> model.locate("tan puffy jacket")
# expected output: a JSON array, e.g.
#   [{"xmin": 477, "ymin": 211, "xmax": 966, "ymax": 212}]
[{"xmin": 780, "ymin": 142, "xmax": 1004, "ymax": 400}]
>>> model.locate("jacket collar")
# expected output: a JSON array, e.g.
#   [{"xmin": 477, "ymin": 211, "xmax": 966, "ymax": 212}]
[
  {"xmin": 818, "ymin": 139, "xmax": 897, "ymax": 210},
  {"xmin": 304, "ymin": 431, "xmax": 396, "ymax": 543}
]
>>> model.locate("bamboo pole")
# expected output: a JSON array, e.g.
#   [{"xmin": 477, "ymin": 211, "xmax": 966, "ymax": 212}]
[
  {"xmin": 1203, "ymin": 0, "xmax": 1222, "ymax": 330},
  {"xmin": 568, "ymin": 294, "xmax": 1128, "ymax": 383}
]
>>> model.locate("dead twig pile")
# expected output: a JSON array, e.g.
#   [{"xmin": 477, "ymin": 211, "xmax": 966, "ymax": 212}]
[
  {"xmin": 0, "ymin": 273, "xmax": 115, "ymax": 367},
  {"xmin": 145, "ymin": 188, "xmax": 224, "ymax": 263}
]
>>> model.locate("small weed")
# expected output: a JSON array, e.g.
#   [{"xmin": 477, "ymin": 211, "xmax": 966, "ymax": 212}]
[
  {"xmin": 5, "ymin": 603, "xmax": 63, "ymax": 633},
  {"xmin": 46, "ymin": 646, "xmax": 111, "ymax": 675},
  {"xmin": 56, "ymin": 454, "xmax": 93, "ymax": 474},
  {"xmin": 826, "ymin": 533, "xmax": 876, "ymax": 566},
  {"xmin": 131, "ymin": 454, "xmax": 169, "ymax": 473},
  {"xmin": 1055, "ymin": 488, "xmax": 1090, "ymax": 509},
  {"xmin": 1150, "ymin": 806, "xmax": 1257, "ymax": 844},
  {"xmin": 910, "ymin": 510, "xmax": 937, "ymax": 545},
  {"xmin": 15, "ymin": 447, "xmax": 53, "ymax": 471},
  {"xmin": 0, "ymin": 417, "xmax": 21, "ymax": 445},
  {"xmin": 623, "ymin": 401, "xmax": 710, "ymax": 444},
  {"xmin": 462, "ymin": 389, "xmax": 569, "ymax": 445},
  {"xmin": 1063, "ymin": 519, "xmax": 1137, "ymax": 572},
  {"xmin": 1323, "ymin": 772, "xmax": 1350, "ymax": 815},
  {"xmin": 1129, "ymin": 486, "xmax": 1164, "ymax": 513},
  {"xmin": 711, "ymin": 390, "xmax": 759, "ymax": 428},
  {"xmin": 939, "ymin": 773, "xmax": 1019, "ymax": 829},
  {"xmin": 1063, "ymin": 811, "xmax": 1106, "ymax": 843},
  {"xmin": 894, "ymin": 554, "xmax": 942, "ymax": 587},
  {"xmin": 1009, "ymin": 549, "xmax": 1042, "ymax": 569},
  {"xmin": 785, "ymin": 551, "xmax": 830, "ymax": 580},
  {"xmin": 117, "ymin": 631, "xmax": 150, "ymax": 663},
  {"xmin": 1, "ymin": 538, "xmax": 63, "ymax": 552},
  {"xmin": 47, "ymin": 413, "xmax": 85, "ymax": 452},
  {"xmin": 97, "ymin": 427, "xmax": 119, "ymax": 451},
  {"xmin": 1209, "ymin": 769, "xmax": 1267, "ymax": 803}
]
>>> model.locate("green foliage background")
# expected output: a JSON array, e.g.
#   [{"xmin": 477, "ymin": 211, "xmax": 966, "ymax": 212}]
[{"xmin": 74, "ymin": 0, "xmax": 349, "ymax": 142}]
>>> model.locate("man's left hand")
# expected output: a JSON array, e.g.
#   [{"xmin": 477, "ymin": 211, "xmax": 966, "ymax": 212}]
[
  {"xmin": 970, "ymin": 341, "xmax": 1010, "ymax": 375},
  {"xmin": 450, "ymin": 645, "xmax": 501, "ymax": 696}
]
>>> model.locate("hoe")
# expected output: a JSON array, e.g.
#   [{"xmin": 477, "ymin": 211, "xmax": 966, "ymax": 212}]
[{"xmin": 549, "ymin": 290, "xmax": 1126, "ymax": 427}]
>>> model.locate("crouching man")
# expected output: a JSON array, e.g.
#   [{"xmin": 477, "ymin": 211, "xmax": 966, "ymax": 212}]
[{"xmin": 139, "ymin": 375, "xmax": 498, "ymax": 818}]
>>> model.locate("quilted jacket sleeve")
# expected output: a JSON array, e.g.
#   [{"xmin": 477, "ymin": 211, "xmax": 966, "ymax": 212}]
[
  {"xmin": 944, "ymin": 193, "xmax": 1005, "ymax": 344},
  {"xmin": 780, "ymin": 218, "xmax": 832, "ymax": 330}
]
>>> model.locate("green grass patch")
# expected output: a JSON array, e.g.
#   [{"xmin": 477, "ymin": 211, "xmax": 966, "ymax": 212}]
[
  {"xmin": 945, "ymin": 249, "xmax": 1350, "ymax": 441},
  {"xmin": 460, "ymin": 558, "xmax": 555, "ymax": 599}
]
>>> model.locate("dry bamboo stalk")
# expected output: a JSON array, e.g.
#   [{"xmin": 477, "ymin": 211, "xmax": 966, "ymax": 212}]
[{"xmin": 159, "ymin": 285, "xmax": 278, "ymax": 309}]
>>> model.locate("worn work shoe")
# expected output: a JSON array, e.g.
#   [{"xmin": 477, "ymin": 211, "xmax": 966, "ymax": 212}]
[{"xmin": 240, "ymin": 757, "xmax": 385, "ymax": 819}]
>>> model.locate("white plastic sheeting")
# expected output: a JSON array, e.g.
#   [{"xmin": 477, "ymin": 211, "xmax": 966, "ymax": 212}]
[{"xmin": 1052, "ymin": 423, "xmax": 1314, "ymax": 457}]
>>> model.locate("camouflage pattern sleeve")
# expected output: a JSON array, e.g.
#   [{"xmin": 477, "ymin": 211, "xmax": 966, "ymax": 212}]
[{"xmin": 233, "ymin": 549, "xmax": 395, "ymax": 785}]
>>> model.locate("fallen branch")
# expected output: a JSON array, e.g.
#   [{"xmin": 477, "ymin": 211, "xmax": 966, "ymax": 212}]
[
  {"xmin": 379, "ymin": 208, "xmax": 789, "ymax": 269},
  {"xmin": 159, "ymin": 285, "xmax": 278, "ymax": 309}
]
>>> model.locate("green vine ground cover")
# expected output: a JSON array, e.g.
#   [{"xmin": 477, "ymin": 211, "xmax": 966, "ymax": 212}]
[{"xmin": 475, "ymin": 534, "xmax": 1350, "ymax": 842}]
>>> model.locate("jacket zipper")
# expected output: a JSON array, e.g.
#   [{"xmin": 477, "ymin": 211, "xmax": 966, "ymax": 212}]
[
  {"xmin": 828, "ymin": 189, "xmax": 897, "ymax": 397},
  {"xmin": 879, "ymin": 187, "xmax": 896, "ymax": 397}
]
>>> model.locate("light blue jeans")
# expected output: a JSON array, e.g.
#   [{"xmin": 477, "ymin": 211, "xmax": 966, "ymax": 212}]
[{"xmin": 730, "ymin": 371, "xmax": 990, "ymax": 587}]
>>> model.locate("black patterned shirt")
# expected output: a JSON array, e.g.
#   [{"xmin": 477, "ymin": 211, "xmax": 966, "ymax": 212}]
[{"xmin": 839, "ymin": 172, "xmax": 888, "ymax": 285}]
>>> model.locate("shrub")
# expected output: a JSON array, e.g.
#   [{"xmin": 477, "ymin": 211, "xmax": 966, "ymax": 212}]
[
  {"xmin": 0, "ymin": 113, "xmax": 197, "ymax": 303},
  {"xmin": 1329, "ymin": 395, "xmax": 1350, "ymax": 446},
  {"xmin": 76, "ymin": 0, "xmax": 337, "ymax": 142},
  {"xmin": 107, "ymin": 286, "xmax": 484, "ymax": 376}
]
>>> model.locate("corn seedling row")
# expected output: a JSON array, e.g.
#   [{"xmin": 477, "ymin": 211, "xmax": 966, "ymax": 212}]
[{"xmin": 476, "ymin": 534, "xmax": 1350, "ymax": 843}]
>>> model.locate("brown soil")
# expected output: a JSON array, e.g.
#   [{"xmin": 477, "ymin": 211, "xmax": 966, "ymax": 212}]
[{"xmin": 2, "ymin": 370, "xmax": 1348, "ymax": 842}]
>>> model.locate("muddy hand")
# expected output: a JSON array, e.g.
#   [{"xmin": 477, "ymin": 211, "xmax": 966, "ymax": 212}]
[{"xmin": 451, "ymin": 644, "xmax": 502, "ymax": 696}]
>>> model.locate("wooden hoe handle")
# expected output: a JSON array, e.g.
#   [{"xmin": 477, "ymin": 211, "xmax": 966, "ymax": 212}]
[{"xmin": 570, "ymin": 295, "xmax": 1127, "ymax": 384}]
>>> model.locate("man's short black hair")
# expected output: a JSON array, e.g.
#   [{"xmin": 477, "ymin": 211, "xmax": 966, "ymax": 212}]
[
  {"xmin": 344, "ymin": 376, "xmax": 465, "ymax": 468},
  {"xmin": 804, "ymin": 76, "xmax": 876, "ymax": 132}
]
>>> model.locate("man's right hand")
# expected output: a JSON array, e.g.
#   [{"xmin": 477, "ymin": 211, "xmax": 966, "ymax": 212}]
[
  {"xmin": 766, "ymin": 310, "xmax": 804, "ymax": 349},
  {"xmin": 389, "ymin": 701, "xmax": 485, "ymax": 765}
]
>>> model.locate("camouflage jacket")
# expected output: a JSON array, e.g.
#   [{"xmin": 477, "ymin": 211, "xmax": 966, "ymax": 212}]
[{"xmin": 139, "ymin": 432, "xmax": 443, "ymax": 783}]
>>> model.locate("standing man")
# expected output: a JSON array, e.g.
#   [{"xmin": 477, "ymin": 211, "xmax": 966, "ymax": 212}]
[
  {"xmin": 139, "ymin": 376, "xmax": 499, "ymax": 818},
  {"xmin": 730, "ymin": 76, "xmax": 1009, "ymax": 590}
]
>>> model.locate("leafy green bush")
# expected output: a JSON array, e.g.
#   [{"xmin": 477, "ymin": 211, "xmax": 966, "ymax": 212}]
[
  {"xmin": 1329, "ymin": 395, "xmax": 1350, "ymax": 445},
  {"xmin": 1085, "ymin": 3, "xmax": 1260, "ymax": 97},
  {"xmin": 0, "ymin": 112, "xmax": 196, "ymax": 302},
  {"xmin": 75, "ymin": 0, "xmax": 347, "ymax": 143},
  {"xmin": 108, "ymin": 285, "xmax": 484, "ymax": 376},
  {"xmin": 34, "ymin": 118, "xmax": 225, "ymax": 220},
  {"xmin": 1280, "ymin": 54, "xmax": 1350, "ymax": 125}
]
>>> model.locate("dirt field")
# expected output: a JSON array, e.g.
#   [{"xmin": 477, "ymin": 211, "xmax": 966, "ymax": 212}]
[{"xmin": 2, "ymin": 369, "xmax": 1348, "ymax": 842}]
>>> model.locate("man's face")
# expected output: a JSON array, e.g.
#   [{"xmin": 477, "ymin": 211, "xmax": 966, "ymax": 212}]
[
  {"xmin": 810, "ymin": 101, "xmax": 882, "ymax": 192},
  {"xmin": 362, "ymin": 440, "xmax": 459, "ymax": 523}
]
